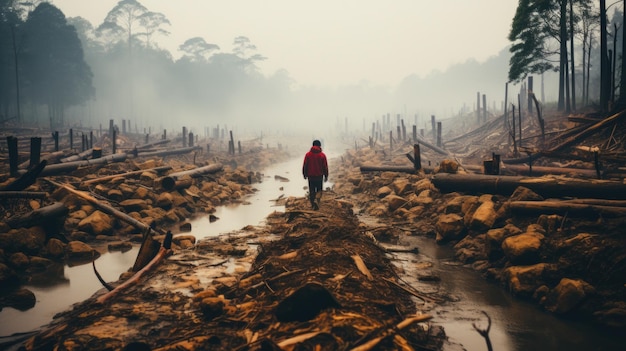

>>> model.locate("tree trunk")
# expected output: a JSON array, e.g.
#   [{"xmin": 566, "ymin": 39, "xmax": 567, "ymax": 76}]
[
  {"xmin": 7, "ymin": 202, "xmax": 68, "ymax": 228},
  {"xmin": 431, "ymin": 173, "xmax": 626, "ymax": 199},
  {"xmin": 38, "ymin": 153, "xmax": 127, "ymax": 177},
  {"xmin": 600, "ymin": 0, "xmax": 610, "ymax": 111},
  {"xmin": 509, "ymin": 200, "xmax": 626, "ymax": 217},
  {"xmin": 160, "ymin": 163, "xmax": 223, "ymax": 190}
]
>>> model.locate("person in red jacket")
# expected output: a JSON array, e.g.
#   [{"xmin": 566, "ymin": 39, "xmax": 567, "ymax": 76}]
[{"xmin": 302, "ymin": 139, "xmax": 328, "ymax": 210}]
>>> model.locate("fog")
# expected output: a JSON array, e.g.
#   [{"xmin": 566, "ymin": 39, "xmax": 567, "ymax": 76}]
[{"xmin": 4, "ymin": 1, "xmax": 570, "ymax": 141}]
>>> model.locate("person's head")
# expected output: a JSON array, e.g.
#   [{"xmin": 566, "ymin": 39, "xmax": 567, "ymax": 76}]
[{"xmin": 312, "ymin": 140, "xmax": 321, "ymax": 147}]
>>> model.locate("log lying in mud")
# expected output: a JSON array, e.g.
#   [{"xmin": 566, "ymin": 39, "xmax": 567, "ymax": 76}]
[
  {"xmin": 160, "ymin": 163, "xmax": 223, "ymax": 190},
  {"xmin": 96, "ymin": 246, "xmax": 172, "ymax": 304},
  {"xmin": 509, "ymin": 200, "xmax": 626, "ymax": 217},
  {"xmin": 6, "ymin": 202, "xmax": 68, "ymax": 228},
  {"xmin": 431, "ymin": 173, "xmax": 626, "ymax": 199}
]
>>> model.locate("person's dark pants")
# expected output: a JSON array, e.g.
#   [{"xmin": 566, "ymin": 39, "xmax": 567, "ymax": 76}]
[{"xmin": 308, "ymin": 176, "xmax": 323, "ymax": 207}]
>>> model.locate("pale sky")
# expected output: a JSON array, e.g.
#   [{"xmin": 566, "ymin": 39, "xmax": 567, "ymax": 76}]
[{"xmin": 51, "ymin": 0, "xmax": 518, "ymax": 88}]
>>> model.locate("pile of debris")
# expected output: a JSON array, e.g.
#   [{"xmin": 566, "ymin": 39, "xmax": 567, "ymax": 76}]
[{"xmin": 16, "ymin": 195, "xmax": 447, "ymax": 351}]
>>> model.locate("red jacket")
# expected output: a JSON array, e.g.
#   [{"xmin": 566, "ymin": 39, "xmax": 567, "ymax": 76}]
[{"xmin": 303, "ymin": 146, "xmax": 328, "ymax": 178}]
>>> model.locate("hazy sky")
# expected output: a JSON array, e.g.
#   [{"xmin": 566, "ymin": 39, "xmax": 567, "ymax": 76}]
[{"xmin": 51, "ymin": 0, "xmax": 518, "ymax": 88}]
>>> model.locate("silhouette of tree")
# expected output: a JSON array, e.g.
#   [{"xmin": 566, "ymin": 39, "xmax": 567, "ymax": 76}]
[
  {"xmin": 21, "ymin": 2, "xmax": 93, "ymax": 128},
  {"xmin": 179, "ymin": 37, "xmax": 219, "ymax": 62}
]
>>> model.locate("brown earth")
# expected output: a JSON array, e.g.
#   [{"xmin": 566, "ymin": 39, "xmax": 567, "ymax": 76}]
[{"xmin": 3, "ymin": 107, "xmax": 626, "ymax": 350}]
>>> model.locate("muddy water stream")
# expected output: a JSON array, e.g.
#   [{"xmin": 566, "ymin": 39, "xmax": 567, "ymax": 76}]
[{"xmin": 1, "ymin": 155, "xmax": 622, "ymax": 350}]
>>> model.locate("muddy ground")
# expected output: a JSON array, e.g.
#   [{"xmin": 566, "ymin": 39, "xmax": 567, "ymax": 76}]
[{"xmin": 2, "ymin": 108, "xmax": 626, "ymax": 350}]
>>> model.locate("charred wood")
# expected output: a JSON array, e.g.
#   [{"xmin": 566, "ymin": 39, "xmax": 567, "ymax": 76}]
[{"xmin": 6, "ymin": 201, "xmax": 68, "ymax": 228}]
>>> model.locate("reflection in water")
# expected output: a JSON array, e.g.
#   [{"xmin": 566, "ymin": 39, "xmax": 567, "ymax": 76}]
[
  {"xmin": 0, "ymin": 156, "xmax": 311, "ymax": 338},
  {"xmin": 398, "ymin": 235, "xmax": 623, "ymax": 351},
  {"xmin": 0, "ymin": 248, "xmax": 138, "ymax": 337}
]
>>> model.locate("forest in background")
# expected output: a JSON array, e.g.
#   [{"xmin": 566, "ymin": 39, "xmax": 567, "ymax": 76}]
[{"xmin": 0, "ymin": 0, "xmax": 623, "ymax": 136}]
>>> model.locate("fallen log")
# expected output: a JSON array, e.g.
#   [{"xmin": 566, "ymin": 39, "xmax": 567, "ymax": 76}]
[
  {"xmin": 360, "ymin": 165, "xmax": 417, "ymax": 174},
  {"xmin": 160, "ymin": 163, "xmax": 223, "ymax": 190},
  {"xmin": 44, "ymin": 179, "xmax": 162, "ymax": 234},
  {"xmin": 501, "ymin": 164, "xmax": 599, "ymax": 178},
  {"xmin": 60, "ymin": 148, "xmax": 96, "ymax": 163},
  {"xmin": 546, "ymin": 109, "xmax": 626, "ymax": 153},
  {"xmin": 509, "ymin": 200, "xmax": 626, "ymax": 217},
  {"xmin": 6, "ymin": 202, "xmax": 68, "ymax": 228},
  {"xmin": 37, "ymin": 153, "xmax": 127, "ymax": 177},
  {"xmin": 18, "ymin": 151, "xmax": 64, "ymax": 169},
  {"xmin": 80, "ymin": 165, "xmax": 172, "ymax": 186},
  {"xmin": 414, "ymin": 134, "xmax": 449, "ymax": 155},
  {"xmin": 431, "ymin": 173, "xmax": 626, "ymax": 199},
  {"xmin": 133, "ymin": 146, "xmax": 201, "ymax": 158}
]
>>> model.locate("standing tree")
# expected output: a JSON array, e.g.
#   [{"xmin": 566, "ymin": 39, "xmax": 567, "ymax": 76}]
[
  {"xmin": 179, "ymin": 37, "xmax": 219, "ymax": 62},
  {"xmin": 508, "ymin": 0, "xmax": 558, "ymax": 84},
  {"xmin": 138, "ymin": 11, "xmax": 170, "ymax": 48},
  {"xmin": 21, "ymin": 2, "xmax": 93, "ymax": 129}
]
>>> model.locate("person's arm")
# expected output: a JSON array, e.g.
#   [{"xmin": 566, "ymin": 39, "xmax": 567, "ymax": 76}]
[
  {"xmin": 302, "ymin": 155, "xmax": 308, "ymax": 179},
  {"xmin": 322, "ymin": 154, "xmax": 328, "ymax": 181}
]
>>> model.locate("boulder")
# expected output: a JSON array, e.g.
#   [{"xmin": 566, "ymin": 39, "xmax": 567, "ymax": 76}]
[
  {"xmin": 78, "ymin": 210, "xmax": 114, "ymax": 236},
  {"xmin": 9, "ymin": 252, "xmax": 29, "ymax": 269},
  {"xmin": 155, "ymin": 192, "xmax": 174, "ymax": 209},
  {"xmin": 0, "ymin": 288, "xmax": 36, "ymax": 311},
  {"xmin": 383, "ymin": 194, "xmax": 409, "ymax": 212},
  {"xmin": 436, "ymin": 159, "xmax": 459, "ymax": 174},
  {"xmin": 509, "ymin": 186, "xmax": 544, "ymax": 202},
  {"xmin": 542, "ymin": 278, "xmax": 595, "ymax": 314},
  {"xmin": 65, "ymin": 241, "xmax": 100, "ymax": 261},
  {"xmin": 435, "ymin": 213, "xmax": 465, "ymax": 243},
  {"xmin": 376, "ymin": 186, "xmax": 393, "ymax": 198},
  {"xmin": 470, "ymin": 200, "xmax": 497, "ymax": 230},
  {"xmin": 391, "ymin": 178, "xmax": 412, "ymax": 195},
  {"xmin": 503, "ymin": 263, "xmax": 555, "ymax": 296},
  {"xmin": 119, "ymin": 199, "xmax": 149, "ymax": 212},
  {"xmin": 502, "ymin": 231, "xmax": 544, "ymax": 265}
]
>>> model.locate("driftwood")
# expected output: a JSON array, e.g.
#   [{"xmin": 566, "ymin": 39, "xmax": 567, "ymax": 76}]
[
  {"xmin": 45, "ymin": 179, "xmax": 162, "ymax": 234},
  {"xmin": 472, "ymin": 311, "xmax": 494, "ymax": 351},
  {"xmin": 431, "ymin": 173, "xmax": 626, "ymax": 199},
  {"xmin": 96, "ymin": 246, "xmax": 172, "ymax": 304},
  {"xmin": 0, "ymin": 160, "xmax": 47, "ymax": 191},
  {"xmin": 80, "ymin": 165, "xmax": 172, "ymax": 186},
  {"xmin": 509, "ymin": 200, "xmax": 626, "ymax": 217},
  {"xmin": 6, "ymin": 202, "xmax": 68, "ymax": 228},
  {"xmin": 160, "ymin": 163, "xmax": 223, "ymax": 190},
  {"xmin": 37, "ymin": 153, "xmax": 127, "ymax": 177}
]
